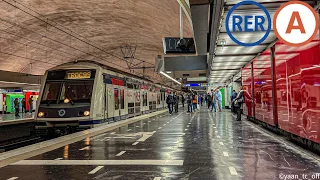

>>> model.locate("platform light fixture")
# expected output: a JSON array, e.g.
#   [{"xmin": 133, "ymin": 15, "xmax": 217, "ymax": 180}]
[{"xmin": 160, "ymin": 71, "xmax": 181, "ymax": 85}]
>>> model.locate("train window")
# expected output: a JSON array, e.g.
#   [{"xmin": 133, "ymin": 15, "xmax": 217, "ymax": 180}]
[
  {"xmin": 127, "ymin": 83, "xmax": 134, "ymax": 89},
  {"xmin": 41, "ymin": 82, "xmax": 61, "ymax": 104},
  {"xmin": 59, "ymin": 80, "xmax": 94, "ymax": 103},
  {"xmin": 120, "ymin": 89, "xmax": 124, "ymax": 109}
]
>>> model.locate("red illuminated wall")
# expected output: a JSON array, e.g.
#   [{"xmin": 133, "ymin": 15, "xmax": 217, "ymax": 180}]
[
  {"xmin": 241, "ymin": 63, "xmax": 254, "ymax": 117},
  {"xmin": 275, "ymin": 38, "xmax": 320, "ymax": 144},
  {"xmin": 241, "ymin": 33, "xmax": 320, "ymax": 144},
  {"xmin": 252, "ymin": 49, "xmax": 275, "ymax": 125}
]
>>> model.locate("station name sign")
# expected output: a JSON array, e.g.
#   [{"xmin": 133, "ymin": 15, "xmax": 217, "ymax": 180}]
[{"xmin": 65, "ymin": 70, "xmax": 91, "ymax": 79}]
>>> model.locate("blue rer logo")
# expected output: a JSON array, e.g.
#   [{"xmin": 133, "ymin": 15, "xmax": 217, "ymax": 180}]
[{"xmin": 225, "ymin": 0, "xmax": 272, "ymax": 46}]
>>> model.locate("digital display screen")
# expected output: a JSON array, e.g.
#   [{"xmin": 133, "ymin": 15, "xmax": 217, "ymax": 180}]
[{"xmin": 65, "ymin": 71, "xmax": 91, "ymax": 79}]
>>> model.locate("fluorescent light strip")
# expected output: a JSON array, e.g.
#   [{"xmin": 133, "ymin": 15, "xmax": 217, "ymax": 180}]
[
  {"xmin": 160, "ymin": 71, "xmax": 181, "ymax": 85},
  {"xmin": 0, "ymin": 81, "xmax": 40, "ymax": 86}
]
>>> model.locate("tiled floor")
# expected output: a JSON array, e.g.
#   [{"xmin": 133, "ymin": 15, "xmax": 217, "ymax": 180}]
[{"xmin": 0, "ymin": 108, "xmax": 319, "ymax": 180}]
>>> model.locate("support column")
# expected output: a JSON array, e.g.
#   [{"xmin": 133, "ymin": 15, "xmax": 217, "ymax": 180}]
[{"xmin": 271, "ymin": 45, "xmax": 278, "ymax": 126}]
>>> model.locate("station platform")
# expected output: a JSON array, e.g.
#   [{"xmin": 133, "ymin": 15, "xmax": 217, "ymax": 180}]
[
  {"xmin": 0, "ymin": 108, "xmax": 319, "ymax": 180},
  {"xmin": 0, "ymin": 113, "xmax": 34, "ymax": 126}
]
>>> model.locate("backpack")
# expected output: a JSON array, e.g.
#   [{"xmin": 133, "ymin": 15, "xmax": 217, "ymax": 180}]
[{"xmin": 166, "ymin": 94, "xmax": 174, "ymax": 104}]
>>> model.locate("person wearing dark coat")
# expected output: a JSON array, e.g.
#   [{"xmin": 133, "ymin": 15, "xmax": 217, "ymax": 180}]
[
  {"xmin": 233, "ymin": 86, "xmax": 244, "ymax": 121},
  {"xmin": 166, "ymin": 92, "xmax": 175, "ymax": 114}
]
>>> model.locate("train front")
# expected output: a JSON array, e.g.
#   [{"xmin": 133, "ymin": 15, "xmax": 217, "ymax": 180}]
[{"xmin": 35, "ymin": 69, "xmax": 96, "ymax": 136}]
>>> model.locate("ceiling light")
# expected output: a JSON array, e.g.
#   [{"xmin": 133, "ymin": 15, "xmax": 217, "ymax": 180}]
[
  {"xmin": 166, "ymin": 71, "xmax": 172, "ymax": 73},
  {"xmin": 160, "ymin": 71, "xmax": 181, "ymax": 85}
]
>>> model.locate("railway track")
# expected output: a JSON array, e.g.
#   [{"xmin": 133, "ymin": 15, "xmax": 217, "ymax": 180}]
[{"xmin": 0, "ymin": 136, "xmax": 45, "ymax": 152}]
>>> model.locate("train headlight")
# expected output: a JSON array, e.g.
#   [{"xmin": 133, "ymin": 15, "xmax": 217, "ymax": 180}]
[
  {"xmin": 38, "ymin": 112, "xmax": 44, "ymax": 117},
  {"xmin": 84, "ymin": 111, "xmax": 90, "ymax": 116},
  {"xmin": 64, "ymin": 98, "xmax": 70, "ymax": 104}
]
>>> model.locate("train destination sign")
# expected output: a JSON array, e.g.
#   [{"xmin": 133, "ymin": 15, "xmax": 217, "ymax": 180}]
[{"xmin": 65, "ymin": 70, "xmax": 91, "ymax": 79}]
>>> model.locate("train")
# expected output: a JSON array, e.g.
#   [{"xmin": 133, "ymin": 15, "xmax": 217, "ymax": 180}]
[
  {"xmin": 34, "ymin": 61, "xmax": 175, "ymax": 136},
  {"xmin": 241, "ymin": 34, "xmax": 320, "ymax": 150}
]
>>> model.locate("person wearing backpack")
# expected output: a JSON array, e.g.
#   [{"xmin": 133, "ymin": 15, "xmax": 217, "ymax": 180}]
[
  {"xmin": 166, "ymin": 92, "xmax": 174, "ymax": 114},
  {"xmin": 234, "ymin": 86, "xmax": 244, "ymax": 121}
]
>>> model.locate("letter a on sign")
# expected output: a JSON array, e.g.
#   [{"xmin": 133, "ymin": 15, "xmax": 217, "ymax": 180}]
[
  {"xmin": 286, "ymin": 12, "xmax": 306, "ymax": 34},
  {"xmin": 273, "ymin": 1, "xmax": 319, "ymax": 46}
]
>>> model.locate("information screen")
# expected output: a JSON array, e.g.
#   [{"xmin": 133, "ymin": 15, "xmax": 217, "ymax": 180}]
[{"xmin": 65, "ymin": 71, "xmax": 91, "ymax": 79}]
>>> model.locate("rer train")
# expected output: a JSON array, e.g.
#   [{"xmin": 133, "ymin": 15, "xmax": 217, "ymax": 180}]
[
  {"xmin": 35, "ymin": 61, "xmax": 174, "ymax": 136},
  {"xmin": 241, "ymin": 36, "xmax": 320, "ymax": 150}
]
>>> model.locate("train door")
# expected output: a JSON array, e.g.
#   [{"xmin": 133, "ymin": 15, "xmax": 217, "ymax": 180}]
[
  {"xmin": 114, "ymin": 86, "xmax": 120, "ymax": 120},
  {"xmin": 148, "ymin": 91, "xmax": 153, "ymax": 112},
  {"xmin": 107, "ymin": 85, "xmax": 114, "ymax": 119},
  {"xmin": 127, "ymin": 89, "xmax": 135, "ymax": 118},
  {"xmin": 119, "ymin": 87, "xmax": 127, "ymax": 119},
  {"xmin": 141, "ymin": 90, "xmax": 147, "ymax": 113},
  {"xmin": 135, "ymin": 90, "xmax": 141, "ymax": 116}
]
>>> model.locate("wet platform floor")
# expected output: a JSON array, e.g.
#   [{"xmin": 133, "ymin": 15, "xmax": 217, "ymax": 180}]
[{"xmin": 1, "ymin": 108, "xmax": 319, "ymax": 180}]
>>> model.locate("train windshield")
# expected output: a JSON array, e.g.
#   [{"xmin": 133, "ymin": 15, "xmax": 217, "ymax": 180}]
[
  {"xmin": 41, "ymin": 80, "xmax": 94, "ymax": 104},
  {"xmin": 59, "ymin": 81, "xmax": 94, "ymax": 103}
]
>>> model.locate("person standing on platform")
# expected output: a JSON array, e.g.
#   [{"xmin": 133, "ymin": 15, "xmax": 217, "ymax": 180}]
[
  {"xmin": 192, "ymin": 93, "xmax": 198, "ymax": 112},
  {"xmin": 187, "ymin": 93, "xmax": 192, "ymax": 113},
  {"xmin": 234, "ymin": 86, "xmax": 244, "ymax": 121},
  {"xmin": 28, "ymin": 96, "xmax": 34, "ymax": 114},
  {"xmin": 216, "ymin": 89, "xmax": 222, "ymax": 112},
  {"xmin": 174, "ymin": 92, "xmax": 179, "ymax": 113},
  {"xmin": 211, "ymin": 89, "xmax": 217, "ymax": 112},
  {"xmin": 21, "ymin": 98, "xmax": 26, "ymax": 113},
  {"xmin": 207, "ymin": 93, "xmax": 212, "ymax": 109},
  {"xmin": 200, "ymin": 95, "xmax": 204, "ymax": 106},
  {"xmin": 231, "ymin": 90, "xmax": 238, "ymax": 114},
  {"xmin": 14, "ymin": 98, "xmax": 20, "ymax": 117},
  {"xmin": 166, "ymin": 92, "xmax": 174, "ymax": 114},
  {"xmin": 181, "ymin": 94, "xmax": 185, "ymax": 108}
]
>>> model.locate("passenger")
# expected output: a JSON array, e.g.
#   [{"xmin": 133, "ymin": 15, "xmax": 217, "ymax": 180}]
[
  {"xmin": 207, "ymin": 93, "xmax": 212, "ymax": 109},
  {"xmin": 211, "ymin": 89, "xmax": 217, "ymax": 112},
  {"xmin": 231, "ymin": 90, "xmax": 238, "ymax": 114},
  {"xmin": 174, "ymin": 92, "xmax": 179, "ymax": 113},
  {"xmin": 187, "ymin": 93, "xmax": 192, "ymax": 113},
  {"xmin": 28, "ymin": 96, "xmax": 33, "ymax": 113},
  {"xmin": 166, "ymin": 92, "xmax": 174, "ymax": 114},
  {"xmin": 216, "ymin": 89, "xmax": 222, "ymax": 112},
  {"xmin": 14, "ymin": 98, "xmax": 20, "ymax": 117},
  {"xmin": 234, "ymin": 86, "xmax": 244, "ymax": 121},
  {"xmin": 181, "ymin": 94, "xmax": 185, "ymax": 108},
  {"xmin": 200, "ymin": 95, "xmax": 204, "ymax": 106},
  {"xmin": 192, "ymin": 93, "xmax": 199, "ymax": 112},
  {"xmin": 21, "ymin": 98, "xmax": 26, "ymax": 113}
]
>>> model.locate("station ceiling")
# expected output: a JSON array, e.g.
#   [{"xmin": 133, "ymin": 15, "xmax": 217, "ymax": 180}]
[{"xmin": 0, "ymin": 0, "xmax": 193, "ymax": 86}]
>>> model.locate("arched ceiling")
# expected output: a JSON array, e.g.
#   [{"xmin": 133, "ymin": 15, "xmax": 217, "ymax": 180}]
[{"xmin": 0, "ymin": 0, "xmax": 193, "ymax": 86}]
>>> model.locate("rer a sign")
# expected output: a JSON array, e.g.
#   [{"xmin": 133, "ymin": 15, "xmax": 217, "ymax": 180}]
[{"xmin": 226, "ymin": 0, "xmax": 319, "ymax": 47}]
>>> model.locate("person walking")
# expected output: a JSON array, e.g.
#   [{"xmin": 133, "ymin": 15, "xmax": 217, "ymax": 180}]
[
  {"xmin": 187, "ymin": 93, "xmax": 192, "ymax": 113},
  {"xmin": 234, "ymin": 86, "xmax": 244, "ymax": 121},
  {"xmin": 231, "ymin": 90, "xmax": 238, "ymax": 114},
  {"xmin": 216, "ymin": 89, "xmax": 222, "ymax": 112},
  {"xmin": 14, "ymin": 98, "xmax": 20, "ymax": 117},
  {"xmin": 200, "ymin": 96, "xmax": 204, "ymax": 106},
  {"xmin": 207, "ymin": 93, "xmax": 212, "ymax": 109},
  {"xmin": 166, "ymin": 92, "xmax": 174, "ymax": 114},
  {"xmin": 21, "ymin": 98, "xmax": 26, "ymax": 113},
  {"xmin": 28, "ymin": 96, "xmax": 34, "ymax": 113}
]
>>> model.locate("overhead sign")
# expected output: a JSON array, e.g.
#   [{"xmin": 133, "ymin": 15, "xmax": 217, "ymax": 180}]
[
  {"xmin": 163, "ymin": 37, "xmax": 196, "ymax": 54},
  {"xmin": 65, "ymin": 70, "xmax": 91, "ymax": 79},
  {"xmin": 226, "ymin": 0, "xmax": 271, "ymax": 46}
]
